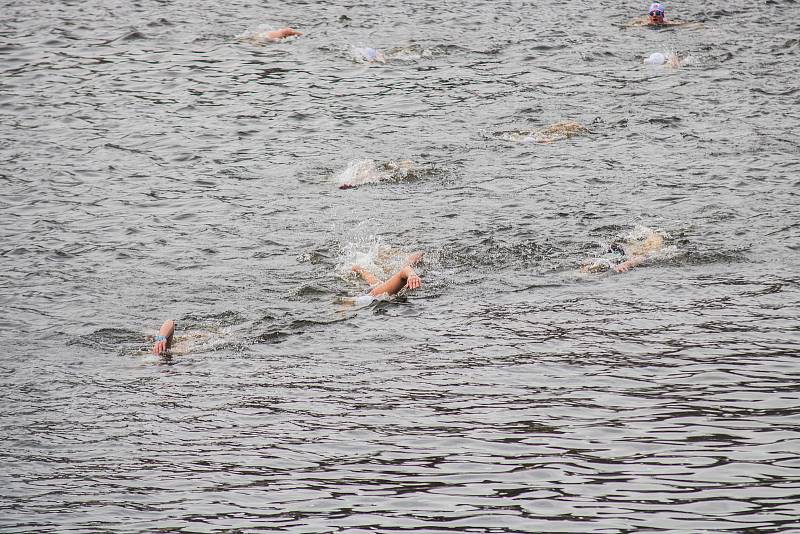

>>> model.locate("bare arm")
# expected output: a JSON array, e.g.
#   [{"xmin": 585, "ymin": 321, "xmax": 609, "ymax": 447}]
[
  {"xmin": 152, "ymin": 319, "xmax": 175, "ymax": 355},
  {"xmin": 352, "ymin": 265, "xmax": 381, "ymax": 287},
  {"xmin": 613, "ymin": 255, "xmax": 646, "ymax": 273},
  {"xmin": 265, "ymin": 27, "xmax": 302, "ymax": 41},
  {"xmin": 369, "ymin": 265, "xmax": 421, "ymax": 297}
]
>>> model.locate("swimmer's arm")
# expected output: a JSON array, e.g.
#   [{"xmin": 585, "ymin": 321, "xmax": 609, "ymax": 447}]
[
  {"xmin": 152, "ymin": 319, "xmax": 175, "ymax": 355},
  {"xmin": 266, "ymin": 27, "xmax": 302, "ymax": 40},
  {"xmin": 352, "ymin": 265, "xmax": 381, "ymax": 287},
  {"xmin": 624, "ymin": 17, "xmax": 648, "ymax": 27},
  {"xmin": 613, "ymin": 255, "xmax": 646, "ymax": 273},
  {"xmin": 369, "ymin": 266, "xmax": 421, "ymax": 296}
]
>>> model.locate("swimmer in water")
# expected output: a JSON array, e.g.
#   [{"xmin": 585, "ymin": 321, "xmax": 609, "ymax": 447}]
[
  {"xmin": 337, "ymin": 159, "xmax": 415, "ymax": 189},
  {"xmin": 345, "ymin": 251, "xmax": 423, "ymax": 305},
  {"xmin": 239, "ymin": 27, "xmax": 302, "ymax": 44},
  {"xmin": 644, "ymin": 50, "xmax": 694, "ymax": 68},
  {"xmin": 523, "ymin": 121, "xmax": 590, "ymax": 144},
  {"xmin": 152, "ymin": 319, "xmax": 175, "ymax": 355},
  {"xmin": 627, "ymin": 3, "xmax": 693, "ymax": 28},
  {"xmin": 581, "ymin": 230, "xmax": 666, "ymax": 274},
  {"xmin": 263, "ymin": 27, "xmax": 302, "ymax": 41},
  {"xmin": 150, "ymin": 319, "xmax": 217, "ymax": 355}
]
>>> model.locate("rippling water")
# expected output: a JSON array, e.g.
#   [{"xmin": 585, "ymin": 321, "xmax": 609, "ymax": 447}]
[{"xmin": 2, "ymin": 0, "xmax": 799, "ymax": 531}]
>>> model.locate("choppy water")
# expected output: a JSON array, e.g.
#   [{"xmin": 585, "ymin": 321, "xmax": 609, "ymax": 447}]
[{"xmin": 2, "ymin": 0, "xmax": 799, "ymax": 531}]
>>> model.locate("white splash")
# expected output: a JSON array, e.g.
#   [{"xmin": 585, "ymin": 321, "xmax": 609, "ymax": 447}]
[
  {"xmin": 334, "ymin": 223, "xmax": 413, "ymax": 283},
  {"xmin": 335, "ymin": 160, "xmax": 387, "ymax": 189},
  {"xmin": 335, "ymin": 159, "xmax": 415, "ymax": 188}
]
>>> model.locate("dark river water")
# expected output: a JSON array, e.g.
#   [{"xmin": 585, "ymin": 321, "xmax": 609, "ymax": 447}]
[{"xmin": 2, "ymin": 0, "xmax": 799, "ymax": 531}]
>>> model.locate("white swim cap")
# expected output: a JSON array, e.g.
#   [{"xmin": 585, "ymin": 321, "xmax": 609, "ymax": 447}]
[
  {"xmin": 649, "ymin": 3, "xmax": 665, "ymax": 14},
  {"xmin": 644, "ymin": 52, "xmax": 667, "ymax": 65},
  {"xmin": 354, "ymin": 294, "xmax": 375, "ymax": 306}
]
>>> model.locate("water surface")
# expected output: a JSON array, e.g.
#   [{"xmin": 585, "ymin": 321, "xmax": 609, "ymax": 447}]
[{"xmin": 1, "ymin": 0, "xmax": 799, "ymax": 531}]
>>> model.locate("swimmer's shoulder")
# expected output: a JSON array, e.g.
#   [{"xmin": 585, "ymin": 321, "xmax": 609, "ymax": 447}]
[{"xmin": 624, "ymin": 17, "xmax": 649, "ymax": 28}]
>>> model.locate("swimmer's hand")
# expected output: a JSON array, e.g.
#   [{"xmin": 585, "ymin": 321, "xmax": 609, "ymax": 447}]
[
  {"xmin": 151, "ymin": 319, "xmax": 175, "ymax": 355},
  {"xmin": 404, "ymin": 274, "xmax": 421, "ymax": 290},
  {"xmin": 152, "ymin": 336, "xmax": 168, "ymax": 355}
]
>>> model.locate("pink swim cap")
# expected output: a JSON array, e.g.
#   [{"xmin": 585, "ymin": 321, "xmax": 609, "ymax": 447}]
[{"xmin": 649, "ymin": 3, "xmax": 665, "ymax": 14}]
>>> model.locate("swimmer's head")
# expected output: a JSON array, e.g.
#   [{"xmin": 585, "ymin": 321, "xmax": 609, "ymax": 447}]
[
  {"xmin": 606, "ymin": 243, "xmax": 626, "ymax": 256},
  {"xmin": 644, "ymin": 52, "xmax": 667, "ymax": 65},
  {"xmin": 355, "ymin": 47, "xmax": 385, "ymax": 63},
  {"xmin": 648, "ymin": 3, "xmax": 665, "ymax": 24}
]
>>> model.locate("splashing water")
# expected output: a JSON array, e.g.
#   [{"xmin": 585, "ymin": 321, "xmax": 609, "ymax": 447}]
[
  {"xmin": 623, "ymin": 224, "xmax": 669, "ymax": 242},
  {"xmin": 334, "ymin": 226, "xmax": 390, "ymax": 282},
  {"xmin": 335, "ymin": 159, "xmax": 417, "ymax": 188},
  {"xmin": 335, "ymin": 160, "xmax": 387, "ymax": 188},
  {"xmin": 493, "ymin": 121, "xmax": 590, "ymax": 145},
  {"xmin": 582, "ymin": 225, "xmax": 678, "ymax": 273},
  {"xmin": 385, "ymin": 44, "xmax": 445, "ymax": 61},
  {"xmin": 346, "ymin": 44, "xmax": 445, "ymax": 64},
  {"xmin": 165, "ymin": 329, "xmax": 230, "ymax": 356}
]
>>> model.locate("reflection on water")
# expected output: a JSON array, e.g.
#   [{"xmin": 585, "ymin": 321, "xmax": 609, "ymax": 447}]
[{"xmin": 1, "ymin": 0, "xmax": 799, "ymax": 531}]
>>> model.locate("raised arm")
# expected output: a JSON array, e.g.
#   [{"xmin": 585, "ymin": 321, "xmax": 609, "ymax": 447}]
[
  {"xmin": 152, "ymin": 319, "xmax": 176, "ymax": 355},
  {"xmin": 369, "ymin": 265, "xmax": 421, "ymax": 297}
]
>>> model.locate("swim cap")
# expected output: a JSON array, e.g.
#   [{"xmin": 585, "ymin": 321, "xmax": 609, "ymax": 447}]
[
  {"xmin": 354, "ymin": 294, "xmax": 375, "ymax": 306},
  {"xmin": 649, "ymin": 3, "xmax": 665, "ymax": 14},
  {"xmin": 644, "ymin": 52, "xmax": 667, "ymax": 65}
]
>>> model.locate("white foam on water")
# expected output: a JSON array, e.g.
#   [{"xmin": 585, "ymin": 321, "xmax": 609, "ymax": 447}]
[
  {"xmin": 235, "ymin": 25, "xmax": 271, "ymax": 42},
  {"xmin": 334, "ymin": 224, "xmax": 390, "ymax": 281},
  {"xmin": 333, "ymin": 222, "xmax": 418, "ymax": 290},
  {"xmin": 335, "ymin": 159, "xmax": 418, "ymax": 187},
  {"xmin": 386, "ymin": 44, "xmax": 443, "ymax": 61}
]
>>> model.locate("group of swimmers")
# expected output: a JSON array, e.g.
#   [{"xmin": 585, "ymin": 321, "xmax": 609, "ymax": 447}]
[
  {"xmin": 150, "ymin": 3, "xmax": 684, "ymax": 355},
  {"xmin": 247, "ymin": 3, "xmax": 689, "ymax": 45},
  {"xmin": 151, "ymin": 229, "xmax": 671, "ymax": 355}
]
